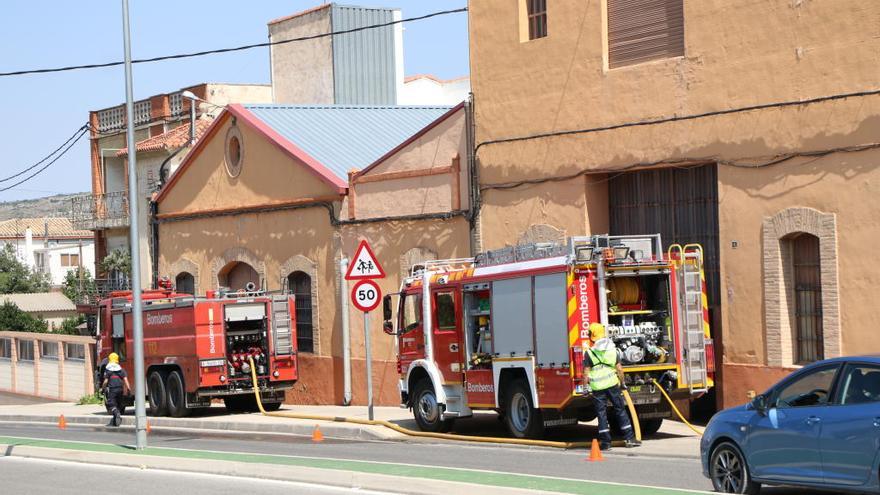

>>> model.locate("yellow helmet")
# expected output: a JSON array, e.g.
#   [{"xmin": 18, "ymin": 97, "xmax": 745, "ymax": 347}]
[
  {"xmin": 589, "ymin": 322, "xmax": 606, "ymax": 341},
  {"xmin": 108, "ymin": 352, "xmax": 119, "ymax": 364}
]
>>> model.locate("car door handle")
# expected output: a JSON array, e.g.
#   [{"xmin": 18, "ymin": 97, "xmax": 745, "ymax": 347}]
[{"xmin": 805, "ymin": 416, "xmax": 821, "ymax": 425}]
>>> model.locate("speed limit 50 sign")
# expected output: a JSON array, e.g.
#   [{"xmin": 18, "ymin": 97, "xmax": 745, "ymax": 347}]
[{"xmin": 351, "ymin": 279, "xmax": 382, "ymax": 312}]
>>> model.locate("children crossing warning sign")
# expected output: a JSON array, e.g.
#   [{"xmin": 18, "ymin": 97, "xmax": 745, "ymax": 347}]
[{"xmin": 345, "ymin": 240, "xmax": 386, "ymax": 280}]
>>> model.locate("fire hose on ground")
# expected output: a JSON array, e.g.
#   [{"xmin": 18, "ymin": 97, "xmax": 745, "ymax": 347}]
[{"xmin": 248, "ymin": 357, "xmax": 671, "ymax": 449}]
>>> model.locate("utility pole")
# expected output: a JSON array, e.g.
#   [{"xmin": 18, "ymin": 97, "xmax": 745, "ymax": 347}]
[{"xmin": 121, "ymin": 0, "xmax": 147, "ymax": 450}]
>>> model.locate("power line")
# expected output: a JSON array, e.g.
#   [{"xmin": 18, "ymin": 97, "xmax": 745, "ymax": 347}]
[
  {"xmin": 0, "ymin": 124, "xmax": 88, "ymax": 183},
  {"xmin": 474, "ymin": 88, "xmax": 880, "ymax": 154},
  {"xmin": 0, "ymin": 7, "xmax": 468, "ymax": 77},
  {"xmin": 0, "ymin": 126, "xmax": 90, "ymax": 192}
]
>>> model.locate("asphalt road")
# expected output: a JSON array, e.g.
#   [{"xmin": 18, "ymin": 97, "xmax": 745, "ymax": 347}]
[
  {"xmin": 0, "ymin": 423, "xmax": 712, "ymax": 492},
  {"xmin": 0, "ymin": 424, "xmax": 849, "ymax": 494},
  {"xmin": 0, "ymin": 456, "xmax": 391, "ymax": 495}
]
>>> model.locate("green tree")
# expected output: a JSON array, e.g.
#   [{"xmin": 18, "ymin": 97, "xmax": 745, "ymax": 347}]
[
  {"xmin": 62, "ymin": 267, "xmax": 96, "ymax": 304},
  {"xmin": 0, "ymin": 244, "xmax": 49, "ymax": 294},
  {"xmin": 57, "ymin": 314, "xmax": 86, "ymax": 336},
  {"xmin": 101, "ymin": 248, "xmax": 131, "ymax": 276},
  {"xmin": 0, "ymin": 301, "xmax": 48, "ymax": 333}
]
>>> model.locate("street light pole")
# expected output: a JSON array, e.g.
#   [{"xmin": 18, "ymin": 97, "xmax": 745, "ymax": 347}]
[{"xmin": 121, "ymin": 0, "xmax": 147, "ymax": 450}]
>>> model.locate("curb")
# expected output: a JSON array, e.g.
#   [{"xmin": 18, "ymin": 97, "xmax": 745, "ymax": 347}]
[
  {"xmin": 0, "ymin": 414, "xmax": 396, "ymax": 442},
  {"xmin": 0, "ymin": 414, "xmax": 702, "ymax": 460}
]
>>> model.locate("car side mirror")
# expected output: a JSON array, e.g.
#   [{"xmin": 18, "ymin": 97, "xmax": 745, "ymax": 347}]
[{"xmin": 751, "ymin": 394, "xmax": 768, "ymax": 415}]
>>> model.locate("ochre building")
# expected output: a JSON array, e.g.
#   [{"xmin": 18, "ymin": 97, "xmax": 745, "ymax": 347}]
[{"xmin": 468, "ymin": 0, "xmax": 880, "ymax": 408}]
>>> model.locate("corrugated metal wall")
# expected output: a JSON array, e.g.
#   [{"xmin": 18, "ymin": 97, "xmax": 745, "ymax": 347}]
[
  {"xmin": 608, "ymin": 164, "xmax": 720, "ymax": 314},
  {"xmin": 331, "ymin": 5, "xmax": 398, "ymax": 105},
  {"xmin": 607, "ymin": 0, "xmax": 685, "ymax": 68}
]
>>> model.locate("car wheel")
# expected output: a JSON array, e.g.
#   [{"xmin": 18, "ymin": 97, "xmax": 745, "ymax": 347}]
[
  {"xmin": 710, "ymin": 442, "xmax": 761, "ymax": 494},
  {"xmin": 147, "ymin": 371, "xmax": 168, "ymax": 416},
  {"xmin": 639, "ymin": 418, "xmax": 663, "ymax": 437},
  {"xmin": 412, "ymin": 379, "xmax": 454, "ymax": 433},
  {"xmin": 504, "ymin": 379, "xmax": 544, "ymax": 439},
  {"xmin": 165, "ymin": 371, "xmax": 190, "ymax": 418}
]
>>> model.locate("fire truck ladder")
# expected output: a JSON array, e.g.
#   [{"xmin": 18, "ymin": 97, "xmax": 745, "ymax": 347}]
[
  {"xmin": 271, "ymin": 294, "xmax": 295, "ymax": 356},
  {"xmin": 670, "ymin": 244, "xmax": 709, "ymax": 394}
]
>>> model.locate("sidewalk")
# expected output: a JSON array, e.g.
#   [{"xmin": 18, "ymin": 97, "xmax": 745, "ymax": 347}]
[{"xmin": 0, "ymin": 400, "xmax": 702, "ymax": 458}]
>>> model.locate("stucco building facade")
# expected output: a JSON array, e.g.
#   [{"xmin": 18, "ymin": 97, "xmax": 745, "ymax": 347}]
[
  {"xmin": 155, "ymin": 103, "xmax": 471, "ymax": 405},
  {"xmin": 468, "ymin": 0, "xmax": 880, "ymax": 408}
]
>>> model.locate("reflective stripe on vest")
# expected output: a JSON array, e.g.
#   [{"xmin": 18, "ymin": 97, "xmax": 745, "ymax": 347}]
[{"xmin": 588, "ymin": 348, "xmax": 620, "ymax": 392}]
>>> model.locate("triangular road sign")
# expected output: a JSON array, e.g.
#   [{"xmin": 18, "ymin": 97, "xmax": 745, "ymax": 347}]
[{"xmin": 345, "ymin": 240, "xmax": 386, "ymax": 280}]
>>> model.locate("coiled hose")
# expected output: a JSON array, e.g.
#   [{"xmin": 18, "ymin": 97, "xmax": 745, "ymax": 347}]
[{"xmin": 248, "ymin": 357, "xmax": 642, "ymax": 449}]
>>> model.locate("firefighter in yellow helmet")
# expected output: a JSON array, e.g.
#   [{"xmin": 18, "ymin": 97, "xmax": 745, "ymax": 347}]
[
  {"xmin": 584, "ymin": 323, "xmax": 640, "ymax": 450},
  {"xmin": 101, "ymin": 352, "xmax": 131, "ymax": 427}
]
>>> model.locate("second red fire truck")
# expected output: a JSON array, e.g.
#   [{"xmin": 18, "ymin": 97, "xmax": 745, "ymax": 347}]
[
  {"xmin": 383, "ymin": 234, "xmax": 714, "ymax": 439},
  {"xmin": 95, "ymin": 287, "xmax": 298, "ymax": 416}
]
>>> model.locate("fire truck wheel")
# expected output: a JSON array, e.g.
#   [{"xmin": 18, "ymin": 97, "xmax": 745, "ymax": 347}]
[
  {"xmin": 504, "ymin": 379, "xmax": 544, "ymax": 439},
  {"xmin": 639, "ymin": 418, "xmax": 663, "ymax": 436},
  {"xmin": 263, "ymin": 401, "xmax": 282, "ymax": 412},
  {"xmin": 147, "ymin": 371, "xmax": 168, "ymax": 416},
  {"xmin": 223, "ymin": 396, "xmax": 245, "ymax": 413},
  {"xmin": 166, "ymin": 371, "xmax": 191, "ymax": 418},
  {"xmin": 412, "ymin": 379, "xmax": 454, "ymax": 433}
]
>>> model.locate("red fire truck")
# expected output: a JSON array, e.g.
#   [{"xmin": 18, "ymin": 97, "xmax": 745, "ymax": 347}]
[
  {"xmin": 383, "ymin": 234, "xmax": 714, "ymax": 439},
  {"xmin": 95, "ymin": 288, "xmax": 298, "ymax": 417}
]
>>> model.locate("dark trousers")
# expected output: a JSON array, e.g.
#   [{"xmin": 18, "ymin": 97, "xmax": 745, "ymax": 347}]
[
  {"xmin": 106, "ymin": 388, "xmax": 123, "ymax": 426},
  {"xmin": 592, "ymin": 385, "xmax": 634, "ymax": 445}
]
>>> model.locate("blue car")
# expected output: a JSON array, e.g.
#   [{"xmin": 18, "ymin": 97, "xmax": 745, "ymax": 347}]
[{"xmin": 701, "ymin": 356, "xmax": 880, "ymax": 494}]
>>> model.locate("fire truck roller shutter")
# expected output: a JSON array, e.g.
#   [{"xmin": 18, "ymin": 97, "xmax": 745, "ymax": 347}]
[
  {"xmin": 491, "ymin": 277, "xmax": 534, "ymax": 357},
  {"xmin": 533, "ymin": 273, "xmax": 569, "ymax": 368}
]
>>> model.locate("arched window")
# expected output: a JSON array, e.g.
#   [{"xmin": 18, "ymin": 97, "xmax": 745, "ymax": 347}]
[
  {"xmin": 218, "ymin": 261, "xmax": 259, "ymax": 291},
  {"xmin": 287, "ymin": 271, "xmax": 313, "ymax": 353},
  {"xmin": 175, "ymin": 272, "xmax": 195, "ymax": 295},
  {"xmin": 787, "ymin": 233, "xmax": 824, "ymax": 364}
]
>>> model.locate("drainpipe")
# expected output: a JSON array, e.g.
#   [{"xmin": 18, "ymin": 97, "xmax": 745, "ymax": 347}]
[
  {"xmin": 150, "ymin": 200, "xmax": 159, "ymax": 289},
  {"xmin": 339, "ymin": 256, "xmax": 352, "ymax": 405}
]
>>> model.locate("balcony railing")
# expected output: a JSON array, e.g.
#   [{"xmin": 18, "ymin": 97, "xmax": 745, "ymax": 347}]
[
  {"xmin": 68, "ymin": 276, "xmax": 132, "ymax": 305},
  {"xmin": 70, "ymin": 191, "xmax": 130, "ymax": 231}
]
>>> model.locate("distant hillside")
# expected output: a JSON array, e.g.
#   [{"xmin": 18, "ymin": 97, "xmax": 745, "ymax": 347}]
[{"xmin": 0, "ymin": 193, "xmax": 85, "ymax": 221}]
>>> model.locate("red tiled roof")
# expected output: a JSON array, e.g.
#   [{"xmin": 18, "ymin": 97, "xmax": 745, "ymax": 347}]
[
  {"xmin": 0, "ymin": 217, "xmax": 91, "ymax": 239},
  {"xmin": 116, "ymin": 119, "xmax": 213, "ymax": 157}
]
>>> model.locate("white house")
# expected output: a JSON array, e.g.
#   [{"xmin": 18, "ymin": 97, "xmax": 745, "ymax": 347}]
[{"xmin": 0, "ymin": 217, "xmax": 95, "ymax": 287}]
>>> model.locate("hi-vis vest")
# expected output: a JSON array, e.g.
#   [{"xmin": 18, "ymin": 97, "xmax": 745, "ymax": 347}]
[{"xmin": 587, "ymin": 347, "xmax": 620, "ymax": 392}]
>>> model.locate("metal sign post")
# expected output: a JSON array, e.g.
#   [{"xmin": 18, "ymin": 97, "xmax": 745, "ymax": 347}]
[
  {"xmin": 346, "ymin": 244, "xmax": 384, "ymax": 423},
  {"xmin": 351, "ymin": 279, "xmax": 381, "ymax": 420},
  {"xmin": 363, "ymin": 311, "xmax": 373, "ymax": 421},
  {"xmin": 121, "ymin": 0, "xmax": 147, "ymax": 451}
]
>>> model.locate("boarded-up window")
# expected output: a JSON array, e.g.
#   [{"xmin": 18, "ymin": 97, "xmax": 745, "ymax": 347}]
[
  {"xmin": 608, "ymin": 0, "xmax": 684, "ymax": 68},
  {"xmin": 526, "ymin": 0, "xmax": 548, "ymax": 40}
]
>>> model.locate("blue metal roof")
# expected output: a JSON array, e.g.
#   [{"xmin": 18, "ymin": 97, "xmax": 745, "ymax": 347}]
[{"xmin": 242, "ymin": 104, "xmax": 453, "ymax": 182}]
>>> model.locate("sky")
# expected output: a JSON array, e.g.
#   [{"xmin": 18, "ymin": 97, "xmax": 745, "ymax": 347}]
[{"xmin": 0, "ymin": 1, "xmax": 470, "ymax": 202}]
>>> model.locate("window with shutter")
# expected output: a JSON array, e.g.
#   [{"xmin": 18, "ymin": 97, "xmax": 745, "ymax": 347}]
[{"xmin": 607, "ymin": 0, "xmax": 684, "ymax": 69}]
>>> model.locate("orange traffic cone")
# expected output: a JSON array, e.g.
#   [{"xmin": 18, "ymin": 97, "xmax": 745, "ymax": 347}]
[
  {"xmin": 58, "ymin": 414, "xmax": 67, "ymax": 430},
  {"xmin": 311, "ymin": 425, "xmax": 324, "ymax": 443},
  {"xmin": 586, "ymin": 439, "xmax": 604, "ymax": 462}
]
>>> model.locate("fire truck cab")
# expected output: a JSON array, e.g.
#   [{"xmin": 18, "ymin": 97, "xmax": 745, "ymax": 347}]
[
  {"xmin": 383, "ymin": 234, "xmax": 714, "ymax": 439},
  {"xmin": 95, "ymin": 288, "xmax": 298, "ymax": 417}
]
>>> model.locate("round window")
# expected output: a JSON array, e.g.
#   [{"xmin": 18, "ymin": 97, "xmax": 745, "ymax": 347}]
[{"xmin": 225, "ymin": 125, "xmax": 243, "ymax": 178}]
